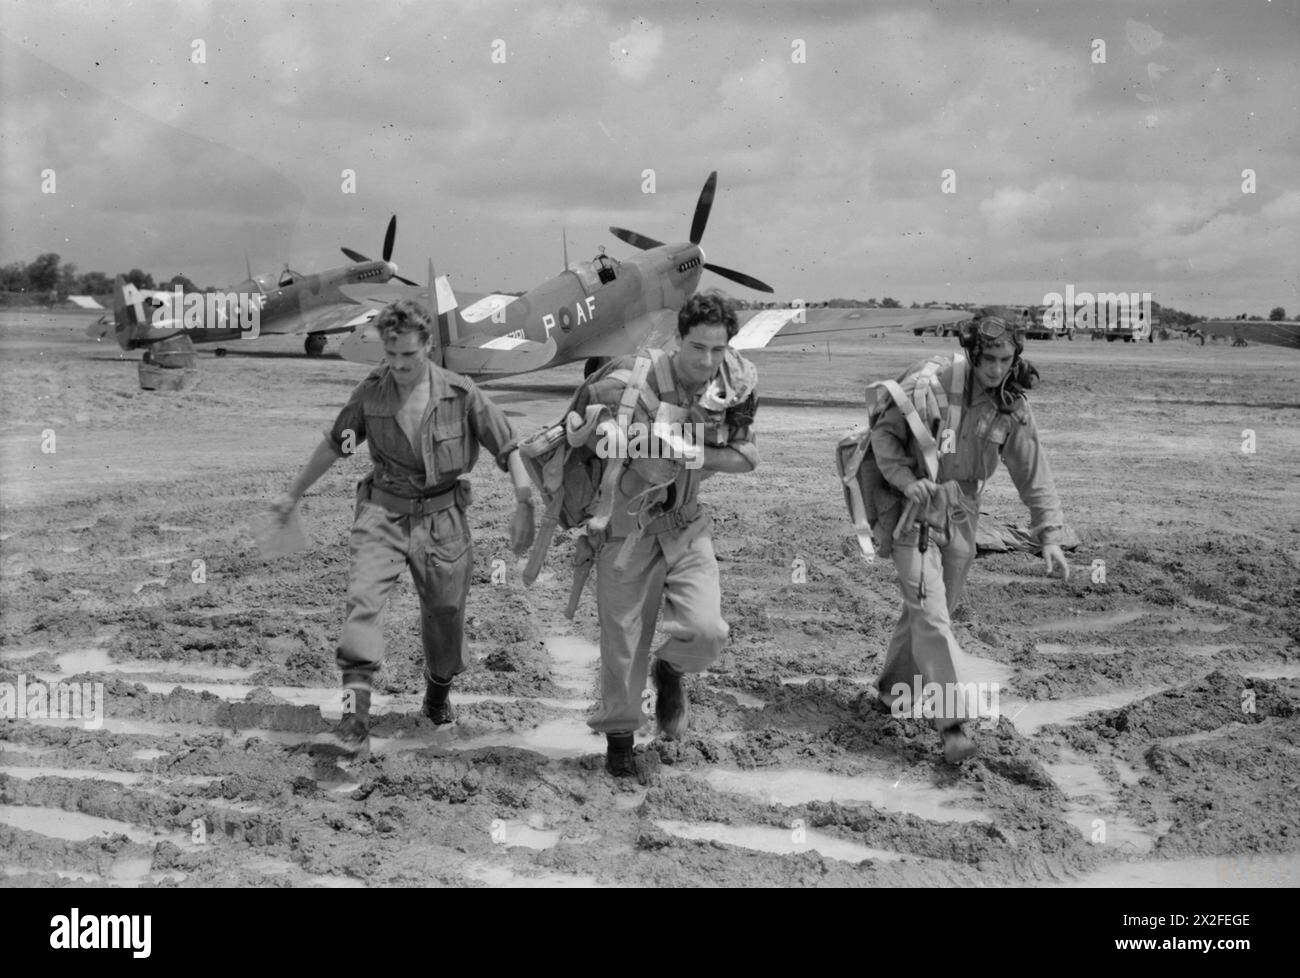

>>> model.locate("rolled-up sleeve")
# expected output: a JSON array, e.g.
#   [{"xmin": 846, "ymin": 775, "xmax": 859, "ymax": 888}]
[
  {"xmin": 1001, "ymin": 403, "xmax": 1065, "ymax": 545},
  {"xmin": 464, "ymin": 380, "xmax": 517, "ymax": 472},
  {"xmin": 325, "ymin": 381, "xmax": 368, "ymax": 456}
]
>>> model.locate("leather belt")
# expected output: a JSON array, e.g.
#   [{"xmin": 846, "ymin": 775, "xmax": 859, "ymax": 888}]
[
  {"xmin": 367, "ymin": 482, "xmax": 459, "ymax": 516},
  {"xmin": 639, "ymin": 500, "xmax": 702, "ymax": 536}
]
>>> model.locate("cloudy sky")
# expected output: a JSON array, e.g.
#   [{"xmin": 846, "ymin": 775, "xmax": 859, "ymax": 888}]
[{"xmin": 2, "ymin": 0, "xmax": 1296, "ymax": 316}]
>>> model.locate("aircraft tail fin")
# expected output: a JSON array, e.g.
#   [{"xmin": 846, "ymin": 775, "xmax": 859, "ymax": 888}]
[{"xmin": 112, "ymin": 275, "xmax": 151, "ymax": 351}]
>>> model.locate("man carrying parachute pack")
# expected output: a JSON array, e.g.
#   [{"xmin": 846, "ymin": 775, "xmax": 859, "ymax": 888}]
[
  {"xmin": 837, "ymin": 312, "xmax": 1071, "ymax": 763},
  {"xmin": 519, "ymin": 291, "xmax": 759, "ymax": 777}
]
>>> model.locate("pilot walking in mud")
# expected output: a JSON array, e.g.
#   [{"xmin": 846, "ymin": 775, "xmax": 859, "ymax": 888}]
[
  {"xmin": 569, "ymin": 292, "xmax": 759, "ymax": 776},
  {"xmin": 870, "ymin": 313, "xmax": 1070, "ymax": 763},
  {"xmin": 271, "ymin": 299, "xmax": 535, "ymax": 754}
]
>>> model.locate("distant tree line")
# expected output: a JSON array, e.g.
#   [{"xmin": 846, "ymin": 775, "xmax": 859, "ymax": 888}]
[{"xmin": 0, "ymin": 253, "xmax": 213, "ymax": 302}]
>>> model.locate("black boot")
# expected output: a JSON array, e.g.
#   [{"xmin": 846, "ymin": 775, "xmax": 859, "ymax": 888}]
[
  {"xmin": 652, "ymin": 659, "xmax": 690, "ymax": 740},
  {"xmin": 422, "ymin": 672, "xmax": 455, "ymax": 725},
  {"xmin": 321, "ymin": 688, "xmax": 370, "ymax": 756},
  {"xmin": 605, "ymin": 732, "xmax": 636, "ymax": 777}
]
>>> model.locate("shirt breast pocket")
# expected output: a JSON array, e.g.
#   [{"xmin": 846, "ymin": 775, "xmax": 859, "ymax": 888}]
[
  {"xmin": 431, "ymin": 415, "xmax": 467, "ymax": 478},
  {"xmin": 977, "ymin": 415, "xmax": 1010, "ymax": 447}
]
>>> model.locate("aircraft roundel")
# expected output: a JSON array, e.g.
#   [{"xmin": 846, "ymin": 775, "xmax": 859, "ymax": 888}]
[{"xmin": 557, "ymin": 307, "xmax": 574, "ymax": 332}]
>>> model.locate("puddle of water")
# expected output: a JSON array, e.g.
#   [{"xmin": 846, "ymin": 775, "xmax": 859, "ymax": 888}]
[
  {"xmin": 462, "ymin": 862, "xmax": 608, "ymax": 888},
  {"xmin": 35, "ymin": 647, "xmax": 256, "ymax": 682},
  {"xmin": 1242, "ymin": 663, "xmax": 1300, "ymax": 680},
  {"xmin": 654, "ymin": 818, "xmax": 904, "ymax": 864},
  {"xmin": 1002, "ymin": 687, "xmax": 1165, "ymax": 736},
  {"xmin": 703, "ymin": 768, "xmax": 990, "ymax": 824},
  {"xmin": 1036, "ymin": 642, "xmax": 1122, "ymax": 657},
  {"xmin": 1114, "ymin": 758, "xmax": 1143, "ymax": 787},
  {"xmin": 1067, "ymin": 853, "xmax": 1300, "ymax": 888},
  {"xmin": 3, "ymin": 864, "xmax": 102, "ymax": 882},
  {"xmin": 712, "ymin": 687, "xmax": 767, "ymax": 709},
  {"xmin": 243, "ymin": 856, "xmax": 366, "ymax": 887},
  {"xmin": 0, "ymin": 803, "xmax": 190, "ymax": 846},
  {"xmin": 1031, "ymin": 609, "xmax": 1146, "ymax": 633},
  {"xmin": 0, "ymin": 765, "xmax": 144, "ymax": 785},
  {"xmin": 0, "ymin": 741, "xmax": 54, "ymax": 757},
  {"xmin": 778, "ymin": 674, "xmax": 874, "ymax": 687},
  {"xmin": 451, "ymin": 720, "xmax": 607, "ymax": 759},
  {"xmin": 545, "ymin": 634, "xmax": 600, "ymax": 694},
  {"xmin": 1045, "ymin": 748, "xmax": 1167, "ymax": 854},
  {"xmin": 491, "ymin": 819, "xmax": 561, "ymax": 850},
  {"xmin": 1157, "ymin": 618, "xmax": 1231, "ymax": 634}
]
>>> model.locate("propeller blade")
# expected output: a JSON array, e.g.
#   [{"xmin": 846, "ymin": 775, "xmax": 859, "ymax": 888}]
[
  {"xmin": 690, "ymin": 170, "xmax": 717, "ymax": 245},
  {"xmin": 342, "ymin": 247, "xmax": 371, "ymax": 263},
  {"xmin": 609, "ymin": 226, "xmax": 665, "ymax": 251},
  {"xmin": 704, "ymin": 261, "xmax": 774, "ymax": 294},
  {"xmin": 394, "ymin": 274, "xmax": 420, "ymax": 287},
  {"xmin": 383, "ymin": 215, "xmax": 397, "ymax": 262}
]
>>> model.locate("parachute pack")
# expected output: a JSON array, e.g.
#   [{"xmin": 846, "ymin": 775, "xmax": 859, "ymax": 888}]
[
  {"xmin": 835, "ymin": 352, "xmax": 968, "ymax": 560},
  {"xmin": 518, "ymin": 348, "xmax": 675, "ymax": 591}
]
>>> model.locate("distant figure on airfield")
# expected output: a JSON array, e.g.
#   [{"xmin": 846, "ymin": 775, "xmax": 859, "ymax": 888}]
[
  {"xmin": 270, "ymin": 299, "xmax": 535, "ymax": 755},
  {"xmin": 868, "ymin": 313, "xmax": 1071, "ymax": 763}
]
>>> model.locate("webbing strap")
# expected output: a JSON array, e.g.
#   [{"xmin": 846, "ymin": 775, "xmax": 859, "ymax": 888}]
[
  {"xmin": 879, "ymin": 379, "xmax": 939, "ymax": 481},
  {"xmin": 945, "ymin": 353, "xmax": 967, "ymax": 452},
  {"xmin": 618, "ymin": 356, "xmax": 652, "ymax": 426}
]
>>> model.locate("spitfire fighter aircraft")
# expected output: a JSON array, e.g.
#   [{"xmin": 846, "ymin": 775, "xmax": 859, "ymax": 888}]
[
  {"xmin": 338, "ymin": 172, "xmax": 970, "ymax": 378},
  {"xmin": 95, "ymin": 216, "xmax": 419, "ymax": 358}
]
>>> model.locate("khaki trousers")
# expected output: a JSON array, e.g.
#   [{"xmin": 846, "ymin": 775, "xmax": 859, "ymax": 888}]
[
  {"xmin": 588, "ymin": 521, "xmax": 729, "ymax": 734},
  {"xmin": 876, "ymin": 492, "xmax": 981, "ymax": 730}
]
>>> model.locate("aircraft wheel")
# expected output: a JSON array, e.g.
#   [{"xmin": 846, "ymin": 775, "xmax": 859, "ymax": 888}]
[
  {"xmin": 214, "ymin": 347, "xmax": 228, "ymax": 357},
  {"xmin": 305, "ymin": 334, "xmax": 327, "ymax": 357},
  {"xmin": 1066, "ymin": 330, "xmax": 1074, "ymax": 341},
  {"xmin": 584, "ymin": 357, "xmax": 610, "ymax": 378}
]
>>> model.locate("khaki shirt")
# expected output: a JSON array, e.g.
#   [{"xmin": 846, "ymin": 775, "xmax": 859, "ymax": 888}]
[
  {"xmin": 870, "ymin": 357, "xmax": 1064, "ymax": 545},
  {"xmin": 327, "ymin": 361, "xmax": 517, "ymax": 498},
  {"xmin": 572, "ymin": 354, "xmax": 757, "ymax": 538}
]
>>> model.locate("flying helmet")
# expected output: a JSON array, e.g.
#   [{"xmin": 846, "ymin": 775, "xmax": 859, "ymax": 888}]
[{"xmin": 959, "ymin": 307, "xmax": 1038, "ymax": 411}]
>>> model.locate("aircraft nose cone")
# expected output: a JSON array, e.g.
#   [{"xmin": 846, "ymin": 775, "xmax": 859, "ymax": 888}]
[{"xmin": 387, "ymin": 261, "xmax": 399, "ymax": 279}]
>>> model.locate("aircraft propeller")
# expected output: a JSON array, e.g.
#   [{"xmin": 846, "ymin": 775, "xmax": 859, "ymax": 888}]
[
  {"xmin": 341, "ymin": 215, "xmax": 420, "ymax": 286},
  {"xmin": 609, "ymin": 171, "xmax": 774, "ymax": 293}
]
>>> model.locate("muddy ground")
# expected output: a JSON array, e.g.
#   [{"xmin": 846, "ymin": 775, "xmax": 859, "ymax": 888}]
[{"xmin": 2, "ymin": 312, "xmax": 1297, "ymax": 888}]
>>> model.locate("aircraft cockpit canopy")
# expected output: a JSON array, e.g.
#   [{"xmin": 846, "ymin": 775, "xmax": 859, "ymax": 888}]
[
  {"xmin": 278, "ymin": 267, "xmax": 302, "ymax": 287},
  {"xmin": 568, "ymin": 253, "xmax": 620, "ymax": 292}
]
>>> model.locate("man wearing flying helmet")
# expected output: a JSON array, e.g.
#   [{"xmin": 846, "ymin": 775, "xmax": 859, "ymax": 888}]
[
  {"xmin": 869, "ymin": 311, "xmax": 1070, "ymax": 763},
  {"xmin": 568, "ymin": 290, "xmax": 759, "ymax": 777}
]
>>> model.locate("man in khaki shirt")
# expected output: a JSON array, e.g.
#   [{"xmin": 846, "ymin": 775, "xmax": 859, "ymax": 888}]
[
  {"xmin": 272, "ymin": 299, "xmax": 535, "ymax": 755},
  {"xmin": 569, "ymin": 292, "xmax": 758, "ymax": 776},
  {"xmin": 870, "ymin": 314, "xmax": 1070, "ymax": 763}
]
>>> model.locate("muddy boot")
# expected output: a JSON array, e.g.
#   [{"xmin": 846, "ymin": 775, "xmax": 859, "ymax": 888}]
[
  {"xmin": 605, "ymin": 732, "xmax": 636, "ymax": 778},
  {"xmin": 320, "ymin": 689, "xmax": 370, "ymax": 757},
  {"xmin": 422, "ymin": 673, "xmax": 455, "ymax": 725},
  {"xmin": 941, "ymin": 722, "xmax": 977, "ymax": 765},
  {"xmin": 652, "ymin": 658, "xmax": 690, "ymax": 740}
]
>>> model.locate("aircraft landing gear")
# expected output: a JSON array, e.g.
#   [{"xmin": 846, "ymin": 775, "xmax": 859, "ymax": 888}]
[
  {"xmin": 584, "ymin": 357, "xmax": 610, "ymax": 378},
  {"xmin": 214, "ymin": 347, "xmax": 228, "ymax": 357},
  {"xmin": 305, "ymin": 334, "xmax": 328, "ymax": 357}
]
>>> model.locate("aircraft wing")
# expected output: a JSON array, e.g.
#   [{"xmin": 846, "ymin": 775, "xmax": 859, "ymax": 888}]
[
  {"xmin": 337, "ymin": 320, "xmax": 558, "ymax": 378},
  {"xmin": 336, "ymin": 282, "xmax": 517, "ymax": 322},
  {"xmin": 289, "ymin": 303, "xmax": 380, "ymax": 336},
  {"xmin": 730, "ymin": 307, "xmax": 970, "ymax": 349}
]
